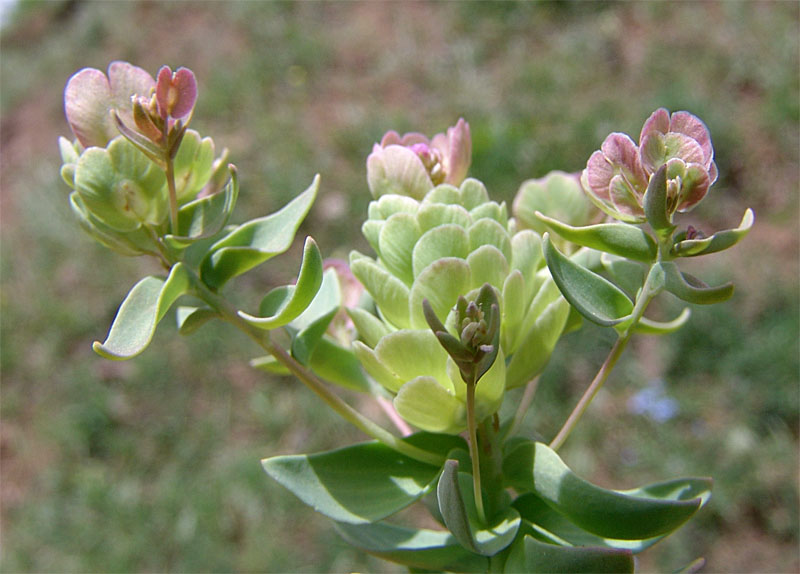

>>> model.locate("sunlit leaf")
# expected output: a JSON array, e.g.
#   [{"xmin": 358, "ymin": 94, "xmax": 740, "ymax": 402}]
[
  {"xmin": 543, "ymin": 234, "xmax": 634, "ymax": 326},
  {"xmin": 661, "ymin": 261, "xmax": 734, "ymax": 305},
  {"xmin": 200, "ymin": 175, "xmax": 319, "ymax": 289},
  {"xmin": 671, "ymin": 208, "xmax": 754, "ymax": 257},
  {"xmin": 93, "ymin": 263, "xmax": 190, "ymax": 359},
  {"xmin": 504, "ymin": 534, "xmax": 634, "ymax": 573},
  {"xmin": 503, "ymin": 441, "xmax": 709, "ymax": 540}
]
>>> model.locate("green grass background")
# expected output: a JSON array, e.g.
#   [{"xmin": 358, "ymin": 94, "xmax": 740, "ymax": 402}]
[{"xmin": 1, "ymin": 1, "xmax": 798, "ymax": 572}]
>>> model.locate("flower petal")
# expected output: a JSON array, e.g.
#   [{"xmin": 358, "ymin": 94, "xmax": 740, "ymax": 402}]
[{"xmin": 64, "ymin": 68, "xmax": 114, "ymax": 147}]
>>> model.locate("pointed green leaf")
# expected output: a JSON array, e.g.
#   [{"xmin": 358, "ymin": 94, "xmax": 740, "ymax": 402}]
[
  {"xmin": 438, "ymin": 460, "xmax": 477, "ymax": 552},
  {"xmin": 437, "ymin": 461, "xmax": 521, "ymax": 556},
  {"xmin": 175, "ymin": 306, "xmax": 219, "ymax": 335},
  {"xmin": 504, "ymin": 534, "xmax": 634, "ymax": 573},
  {"xmin": 334, "ymin": 521, "xmax": 489, "ymax": 573},
  {"xmin": 238, "ymin": 237, "xmax": 323, "ymax": 329},
  {"xmin": 200, "ymin": 175, "xmax": 319, "ymax": 289},
  {"xmin": 672, "ymin": 208, "xmax": 754, "ymax": 257},
  {"xmin": 643, "ymin": 164, "xmax": 674, "ymax": 234},
  {"xmin": 306, "ymin": 337, "xmax": 370, "ymax": 392},
  {"xmin": 661, "ymin": 261, "xmax": 734, "ymax": 305},
  {"xmin": 93, "ymin": 263, "xmax": 191, "ymax": 359},
  {"xmin": 250, "ymin": 354, "xmax": 291, "ymax": 375},
  {"xmin": 261, "ymin": 440, "xmax": 442, "ymax": 524},
  {"xmin": 164, "ymin": 165, "xmax": 239, "ymax": 248},
  {"xmin": 513, "ymin": 482, "xmax": 707, "ymax": 554},
  {"xmin": 535, "ymin": 213, "xmax": 657, "ymax": 263},
  {"xmin": 634, "ymin": 307, "xmax": 691, "ymax": 335},
  {"xmin": 503, "ymin": 442, "xmax": 707, "ymax": 540},
  {"xmin": 291, "ymin": 308, "xmax": 337, "ymax": 365},
  {"xmin": 543, "ymin": 234, "xmax": 634, "ymax": 326}
]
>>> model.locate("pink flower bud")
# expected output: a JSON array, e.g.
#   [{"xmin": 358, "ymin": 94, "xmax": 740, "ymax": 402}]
[{"xmin": 155, "ymin": 66, "xmax": 197, "ymax": 121}]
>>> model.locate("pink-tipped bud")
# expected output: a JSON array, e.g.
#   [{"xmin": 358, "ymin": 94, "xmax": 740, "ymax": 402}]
[{"xmin": 155, "ymin": 66, "xmax": 197, "ymax": 121}]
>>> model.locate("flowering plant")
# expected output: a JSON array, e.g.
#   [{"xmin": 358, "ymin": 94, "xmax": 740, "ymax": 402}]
[{"xmin": 58, "ymin": 61, "xmax": 753, "ymax": 572}]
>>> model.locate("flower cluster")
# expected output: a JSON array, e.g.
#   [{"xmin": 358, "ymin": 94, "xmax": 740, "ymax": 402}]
[
  {"xmin": 60, "ymin": 62, "xmax": 227, "ymax": 253},
  {"xmin": 349, "ymin": 123, "xmax": 571, "ymax": 433},
  {"xmin": 581, "ymin": 108, "xmax": 717, "ymax": 224}
]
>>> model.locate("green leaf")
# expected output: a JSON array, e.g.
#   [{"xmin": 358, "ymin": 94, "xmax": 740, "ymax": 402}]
[
  {"xmin": 408, "ymin": 257, "xmax": 472, "ymax": 329},
  {"xmin": 661, "ymin": 261, "xmax": 734, "ymax": 305},
  {"xmin": 249, "ymin": 354, "xmax": 290, "ymax": 375},
  {"xmin": 643, "ymin": 164, "xmax": 674, "ymax": 234},
  {"xmin": 335, "ymin": 521, "xmax": 488, "ymax": 573},
  {"xmin": 505, "ymin": 284, "xmax": 570, "ymax": 389},
  {"xmin": 634, "ymin": 307, "xmax": 691, "ymax": 335},
  {"xmin": 291, "ymin": 308, "xmax": 337, "ymax": 365},
  {"xmin": 346, "ymin": 307, "xmax": 391, "ymax": 348},
  {"xmin": 93, "ymin": 263, "xmax": 191, "ymax": 359},
  {"xmin": 535, "ymin": 213, "xmax": 657, "ymax": 263},
  {"xmin": 238, "ymin": 237, "xmax": 323, "ymax": 329},
  {"xmin": 437, "ymin": 461, "xmax": 521, "ymax": 556},
  {"xmin": 543, "ymin": 234, "xmax": 634, "ymax": 326},
  {"xmin": 671, "ymin": 208, "xmax": 754, "ymax": 257},
  {"xmin": 504, "ymin": 534, "xmax": 634, "ymax": 573},
  {"xmin": 175, "ymin": 305, "xmax": 219, "ymax": 335},
  {"xmin": 513, "ymin": 482, "xmax": 706, "ymax": 553},
  {"xmin": 394, "ymin": 376, "xmax": 464, "ymax": 434},
  {"xmin": 69, "ymin": 192, "xmax": 156, "ymax": 257},
  {"xmin": 200, "ymin": 175, "xmax": 319, "ymax": 289},
  {"xmin": 306, "ymin": 337, "xmax": 370, "ymax": 392},
  {"xmin": 261, "ymin": 440, "xmax": 442, "ymax": 523},
  {"xmin": 412, "ymin": 224, "xmax": 469, "ymax": 278},
  {"xmin": 350, "ymin": 252, "xmax": 411, "ymax": 329},
  {"xmin": 503, "ymin": 442, "xmax": 708, "ymax": 540},
  {"xmin": 164, "ymin": 165, "xmax": 239, "ymax": 248}
]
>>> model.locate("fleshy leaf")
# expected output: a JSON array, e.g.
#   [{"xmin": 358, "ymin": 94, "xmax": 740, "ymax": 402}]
[
  {"xmin": 335, "ymin": 521, "xmax": 488, "ymax": 573},
  {"xmin": 504, "ymin": 534, "xmax": 634, "ymax": 573},
  {"xmin": 261, "ymin": 440, "xmax": 442, "ymax": 524},
  {"xmin": 93, "ymin": 263, "xmax": 191, "ymax": 359},
  {"xmin": 408, "ymin": 257, "xmax": 472, "ymax": 329},
  {"xmin": 238, "ymin": 237, "xmax": 324, "ymax": 329},
  {"xmin": 346, "ymin": 307, "xmax": 392, "ymax": 348},
  {"xmin": 306, "ymin": 337, "xmax": 370, "ymax": 392},
  {"xmin": 175, "ymin": 305, "xmax": 218, "ymax": 335},
  {"xmin": 634, "ymin": 307, "xmax": 691, "ymax": 335},
  {"xmin": 412, "ymin": 224, "xmax": 469, "ymax": 278},
  {"xmin": 535, "ymin": 213, "xmax": 657, "ymax": 263},
  {"xmin": 378, "ymin": 213, "xmax": 421, "ymax": 284},
  {"xmin": 661, "ymin": 261, "xmax": 734, "ymax": 305},
  {"xmin": 394, "ymin": 376, "xmax": 464, "ymax": 434},
  {"xmin": 643, "ymin": 165, "xmax": 674, "ymax": 234},
  {"xmin": 671, "ymin": 208, "xmax": 754, "ymax": 257},
  {"xmin": 200, "ymin": 175, "xmax": 319, "ymax": 289},
  {"xmin": 438, "ymin": 461, "xmax": 521, "ymax": 556},
  {"xmin": 543, "ymin": 235, "xmax": 634, "ymax": 326},
  {"xmin": 350, "ymin": 252, "xmax": 411, "ymax": 329},
  {"xmin": 502, "ymin": 441, "xmax": 707, "ymax": 540},
  {"xmin": 165, "ymin": 165, "xmax": 239, "ymax": 248}
]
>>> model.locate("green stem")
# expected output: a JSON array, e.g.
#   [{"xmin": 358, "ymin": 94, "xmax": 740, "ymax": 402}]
[
  {"xmin": 465, "ymin": 380, "xmax": 487, "ymax": 525},
  {"xmin": 187, "ymin": 271, "xmax": 444, "ymax": 467},
  {"xmin": 165, "ymin": 154, "xmax": 179, "ymax": 234},
  {"xmin": 549, "ymin": 264, "xmax": 661, "ymax": 451}
]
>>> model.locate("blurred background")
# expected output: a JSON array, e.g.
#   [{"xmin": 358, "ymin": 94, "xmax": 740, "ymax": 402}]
[{"xmin": 1, "ymin": 2, "xmax": 797, "ymax": 572}]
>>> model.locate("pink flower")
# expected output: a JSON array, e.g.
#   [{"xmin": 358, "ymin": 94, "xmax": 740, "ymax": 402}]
[
  {"xmin": 581, "ymin": 108, "xmax": 717, "ymax": 222},
  {"xmin": 366, "ymin": 118, "xmax": 471, "ymax": 199},
  {"xmin": 64, "ymin": 61, "xmax": 155, "ymax": 148},
  {"xmin": 639, "ymin": 108, "xmax": 717, "ymax": 213},
  {"xmin": 155, "ymin": 66, "xmax": 197, "ymax": 121}
]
